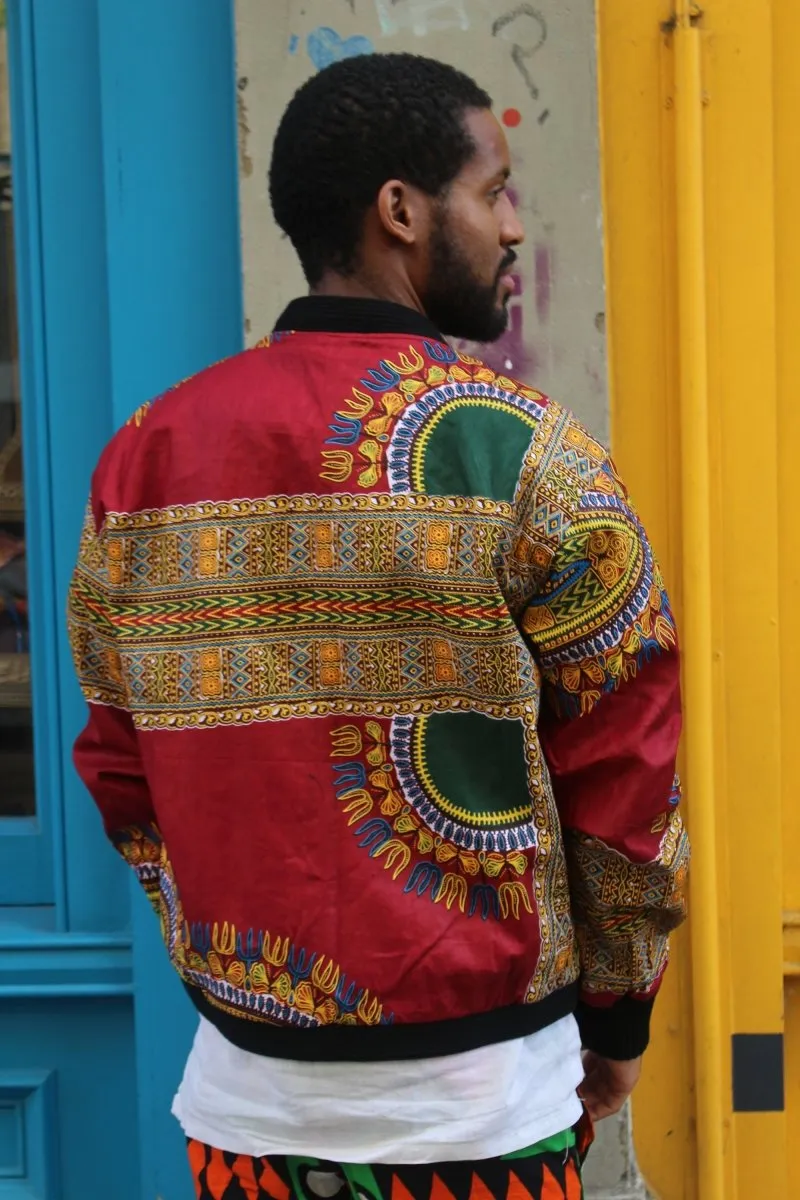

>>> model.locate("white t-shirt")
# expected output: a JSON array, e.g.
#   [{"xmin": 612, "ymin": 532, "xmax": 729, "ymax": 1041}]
[{"xmin": 172, "ymin": 1014, "xmax": 584, "ymax": 1164}]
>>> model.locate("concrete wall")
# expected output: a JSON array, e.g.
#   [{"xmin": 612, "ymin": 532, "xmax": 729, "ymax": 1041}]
[{"xmin": 234, "ymin": 3, "xmax": 641, "ymax": 1194}]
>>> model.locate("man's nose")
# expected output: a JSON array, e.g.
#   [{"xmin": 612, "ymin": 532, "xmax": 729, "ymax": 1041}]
[{"xmin": 499, "ymin": 193, "xmax": 525, "ymax": 246}]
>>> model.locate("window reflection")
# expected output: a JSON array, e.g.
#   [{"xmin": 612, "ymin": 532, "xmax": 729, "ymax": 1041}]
[{"xmin": 0, "ymin": 13, "xmax": 34, "ymax": 818}]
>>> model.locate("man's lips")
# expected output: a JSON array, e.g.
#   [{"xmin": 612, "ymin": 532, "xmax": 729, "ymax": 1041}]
[{"xmin": 497, "ymin": 252, "xmax": 518, "ymax": 292}]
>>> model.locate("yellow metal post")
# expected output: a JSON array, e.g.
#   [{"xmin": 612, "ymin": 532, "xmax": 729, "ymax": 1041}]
[
  {"xmin": 774, "ymin": 0, "xmax": 800, "ymax": 1193},
  {"xmin": 596, "ymin": 3, "xmax": 697, "ymax": 1184},
  {"xmin": 672, "ymin": 5, "xmax": 726, "ymax": 1197},
  {"xmin": 599, "ymin": 0, "xmax": 790, "ymax": 1193}
]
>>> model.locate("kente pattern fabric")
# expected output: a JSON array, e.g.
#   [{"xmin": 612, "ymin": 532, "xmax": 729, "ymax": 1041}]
[
  {"xmin": 186, "ymin": 1123, "xmax": 590, "ymax": 1200},
  {"xmin": 68, "ymin": 301, "xmax": 687, "ymax": 1061}
]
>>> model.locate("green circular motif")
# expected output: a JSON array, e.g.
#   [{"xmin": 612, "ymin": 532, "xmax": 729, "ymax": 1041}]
[{"xmin": 390, "ymin": 711, "xmax": 537, "ymax": 852}]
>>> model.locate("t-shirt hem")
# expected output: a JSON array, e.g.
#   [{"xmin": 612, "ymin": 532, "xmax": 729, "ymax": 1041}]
[{"xmin": 171, "ymin": 1092, "xmax": 585, "ymax": 1165}]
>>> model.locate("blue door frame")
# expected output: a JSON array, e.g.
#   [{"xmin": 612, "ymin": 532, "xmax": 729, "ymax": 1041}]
[{"xmin": 0, "ymin": 2, "xmax": 243, "ymax": 1196}]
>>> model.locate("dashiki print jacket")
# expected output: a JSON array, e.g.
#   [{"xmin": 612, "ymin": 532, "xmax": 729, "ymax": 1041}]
[{"xmin": 68, "ymin": 297, "xmax": 688, "ymax": 1063}]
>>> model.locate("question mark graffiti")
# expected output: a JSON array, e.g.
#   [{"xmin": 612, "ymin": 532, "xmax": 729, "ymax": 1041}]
[{"xmin": 492, "ymin": 5, "xmax": 549, "ymax": 123}]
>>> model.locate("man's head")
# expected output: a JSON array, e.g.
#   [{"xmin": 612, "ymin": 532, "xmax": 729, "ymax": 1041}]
[{"xmin": 269, "ymin": 53, "xmax": 525, "ymax": 342}]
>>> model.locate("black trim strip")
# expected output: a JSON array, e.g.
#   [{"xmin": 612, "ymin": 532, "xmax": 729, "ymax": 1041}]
[
  {"xmin": 732, "ymin": 1033, "xmax": 785, "ymax": 1112},
  {"xmin": 274, "ymin": 295, "xmax": 444, "ymax": 340},
  {"xmin": 184, "ymin": 980, "xmax": 579, "ymax": 1062}
]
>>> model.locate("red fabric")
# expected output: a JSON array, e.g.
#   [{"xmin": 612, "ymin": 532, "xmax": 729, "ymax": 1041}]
[
  {"xmin": 539, "ymin": 652, "xmax": 681, "ymax": 861},
  {"xmin": 70, "ymin": 331, "xmax": 685, "ymax": 1045}
]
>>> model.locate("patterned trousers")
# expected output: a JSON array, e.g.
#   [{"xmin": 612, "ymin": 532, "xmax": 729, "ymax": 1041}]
[{"xmin": 187, "ymin": 1132, "xmax": 590, "ymax": 1200}]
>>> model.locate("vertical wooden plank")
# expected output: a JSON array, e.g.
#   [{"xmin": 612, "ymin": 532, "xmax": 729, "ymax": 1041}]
[
  {"xmin": 701, "ymin": 2, "xmax": 786, "ymax": 1194},
  {"xmin": 0, "ymin": 0, "xmax": 60, "ymax": 905},
  {"xmin": 98, "ymin": 1, "xmax": 244, "ymax": 425},
  {"xmin": 774, "ymin": 2, "xmax": 800, "ymax": 935},
  {"xmin": 773, "ymin": 0, "xmax": 800, "ymax": 1187},
  {"xmin": 595, "ymin": 2, "xmax": 697, "ymax": 1194},
  {"xmin": 95, "ymin": 2, "xmax": 243, "ymax": 1196},
  {"xmin": 24, "ymin": 0, "xmax": 134, "ymax": 933}
]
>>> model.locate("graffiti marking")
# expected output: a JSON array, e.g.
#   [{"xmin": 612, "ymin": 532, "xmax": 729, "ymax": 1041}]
[
  {"xmin": 492, "ymin": 5, "xmax": 548, "ymax": 118},
  {"xmin": 307, "ymin": 26, "xmax": 375, "ymax": 71},
  {"xmin": 374, "ymin": 0, "xmax": 470, "ymax": 37},
  {"xmin": 237, "ymin": 87, "xmax": 253, "ymax": 179}
]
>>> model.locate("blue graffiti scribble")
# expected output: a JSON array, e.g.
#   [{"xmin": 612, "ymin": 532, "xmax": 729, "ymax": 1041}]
[
  {"xmin": 307, "ymin": 27, "xmax": 374, "ymax": 73},
  {"xmin": 288, "ymin": 33, "xmax": 299, "ymax": 55}
]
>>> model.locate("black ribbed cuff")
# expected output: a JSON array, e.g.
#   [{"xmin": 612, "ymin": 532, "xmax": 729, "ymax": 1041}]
[{"xmin": 576, "ymin": 995, "xmax": 655, "ymax": 1060}]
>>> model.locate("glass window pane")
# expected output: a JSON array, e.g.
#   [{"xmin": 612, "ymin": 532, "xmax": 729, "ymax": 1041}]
[{"xmin": 0, "ymin": 10, "xmax": 34, "ymax": 818}]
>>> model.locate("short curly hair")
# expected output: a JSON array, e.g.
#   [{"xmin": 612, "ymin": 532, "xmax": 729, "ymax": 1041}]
[{"xmin": 269, "ymin": 53, "xmax": 492, "ymax": 285}]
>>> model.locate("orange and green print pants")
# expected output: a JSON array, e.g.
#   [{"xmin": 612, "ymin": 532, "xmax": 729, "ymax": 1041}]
[{"xmin": 187, "ymin": 1125, "xmax": 590, "ymax": 1200}]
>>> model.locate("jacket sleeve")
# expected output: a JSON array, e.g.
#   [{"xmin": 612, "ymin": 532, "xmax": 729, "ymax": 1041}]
[
  {"xmin": 514, "ymin": 412, "xmax": 689, "ymax": 1060},
  {"xmin": 67, "ymin": 500, "xmax": 162, "ymax": 910}
]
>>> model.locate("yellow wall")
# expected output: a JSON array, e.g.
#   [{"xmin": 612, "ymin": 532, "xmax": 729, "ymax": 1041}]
[{"xmin": 598, "ymin": 1, "xmax": 796, "ymax": 1195}]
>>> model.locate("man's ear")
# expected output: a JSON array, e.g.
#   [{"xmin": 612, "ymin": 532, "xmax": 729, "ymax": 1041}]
[{"xmin": 376, "ymin": 179, "xmax": 428, "ymax": 248}]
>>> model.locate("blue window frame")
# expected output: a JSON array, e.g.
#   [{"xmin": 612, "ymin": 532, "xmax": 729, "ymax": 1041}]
[
  {"xmin": 0, "ymin": 0, "xmax": 243, "ymax": 1192},
  {"xmin": 0, "ymin": 0, "xmax": 60, "ymax": 905}
]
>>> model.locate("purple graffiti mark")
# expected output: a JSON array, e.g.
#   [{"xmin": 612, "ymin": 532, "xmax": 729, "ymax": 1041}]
[
  {"xmin": 492, "ymin": 6, "xmax": 549, "ymax": 123},
  {"xmin": 534, "ymin": 244, "xmax": 553, "ymax": 324}
]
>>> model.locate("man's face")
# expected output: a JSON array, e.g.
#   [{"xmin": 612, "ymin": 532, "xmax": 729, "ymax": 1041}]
[{"xmin": 420, "ymin": 109, "xmax": 525, "ymax": 343}]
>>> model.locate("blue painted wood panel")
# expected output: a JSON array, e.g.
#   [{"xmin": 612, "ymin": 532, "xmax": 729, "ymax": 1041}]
[
  {"xmin": 0, "ymin": 0, "xmax": 61, "ymax": 905},
  {"xmin": 11, "ymin": 0, "xmax": 130, "ymax": 931},
  {"xmin": 2, "ymin": 998, "xmax": 139, "ymax": 1200},
  {"xmin": 95, "ymin": 2, "xmax": 243, "ymax": 1196}
]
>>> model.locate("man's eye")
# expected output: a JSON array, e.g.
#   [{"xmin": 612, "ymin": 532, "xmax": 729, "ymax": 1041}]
[{"xmin": 488, "ymin": 186, "xmax": 506, "ymax": 202}]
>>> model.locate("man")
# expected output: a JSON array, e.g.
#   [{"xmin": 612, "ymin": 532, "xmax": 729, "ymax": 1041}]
[{"xmin": 68, "ymin": 53, "xmax": 687, "ymax": 1200}]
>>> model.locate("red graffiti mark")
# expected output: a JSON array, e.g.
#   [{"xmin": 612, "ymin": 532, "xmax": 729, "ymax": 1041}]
[
  {"xmin": 502, "ymin": 107, "xmax": 522, "ymax": 128},
  {"xmin": 534, "ymin": 243, "xmax": 552, "ymax": 324}
]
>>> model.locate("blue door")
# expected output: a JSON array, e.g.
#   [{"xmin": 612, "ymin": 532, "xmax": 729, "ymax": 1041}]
[{"xmin": 0, "ymin": 3, "xmax": 242, "ymax": 1196}]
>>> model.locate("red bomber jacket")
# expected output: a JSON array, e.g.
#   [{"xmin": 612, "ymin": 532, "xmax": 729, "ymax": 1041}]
[{"xmin": 68, "ymin": 296, "xmax": 688, "ymax": 1062}]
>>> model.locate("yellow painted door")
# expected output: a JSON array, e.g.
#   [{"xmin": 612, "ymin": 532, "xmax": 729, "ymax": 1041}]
[{"xmin": 596, "ymin": 1, "xmax": 798, "ymax": 1195}]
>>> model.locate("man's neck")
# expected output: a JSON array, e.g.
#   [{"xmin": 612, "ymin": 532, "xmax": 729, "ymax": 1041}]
[{"xmin": 311, "ymin": 273, "xmax": 426, "ymax": 316}]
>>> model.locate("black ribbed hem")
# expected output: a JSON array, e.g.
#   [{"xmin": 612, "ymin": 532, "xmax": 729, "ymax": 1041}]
[
  {"xmin": 184, "ymin": 979, "xmax": 579, "ymax": 1063},
  {"xmin": 576, "ymin": 995, "xmax": 655, "ymax": 1060}
]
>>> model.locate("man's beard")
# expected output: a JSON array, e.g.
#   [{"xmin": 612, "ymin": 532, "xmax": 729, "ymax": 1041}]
[{"xmin": 422, "ymin": 220, "xmax": 516, "ymax": 344}]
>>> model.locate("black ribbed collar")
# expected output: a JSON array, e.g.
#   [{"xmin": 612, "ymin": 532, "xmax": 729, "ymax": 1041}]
[{"xmin": 274, "ymin": 295, "xmax": 444, "ymax": 341}]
